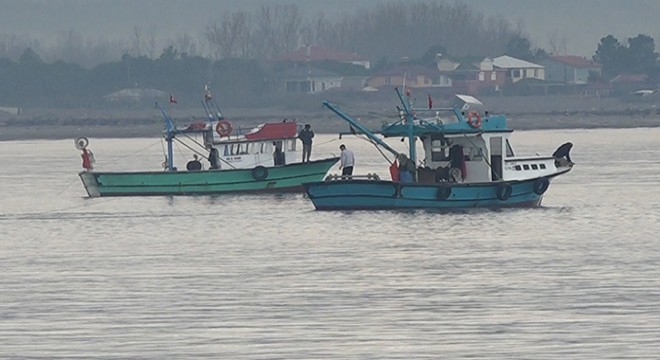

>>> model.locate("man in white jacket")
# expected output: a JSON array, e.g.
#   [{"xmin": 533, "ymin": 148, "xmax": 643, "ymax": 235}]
[{"xmin": 339, "ymin": 144, "xmax": 355, "ymax": 178}]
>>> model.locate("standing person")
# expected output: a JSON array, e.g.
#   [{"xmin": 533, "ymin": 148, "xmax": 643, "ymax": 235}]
[
  {"xmin": 298, "ymin": 124, "xmax": 314, "ymax": 163},
  {"xmin": 81, "ymin": 147, "xmax": 94, "ymax": 171},
  {"xmin": 208, "ymin": 146, "xmax": 220, "ymax": 170},
  {"xmin": 273, "ymin": 141, "xmax": 286, "ymax": 165},
  {"xmin": 396, "ymin": 154, "xmax": 416, "ymax": 183},
  {"xmin": 339, "ymin": 144, "xmax": 355, "ymax": 178}
]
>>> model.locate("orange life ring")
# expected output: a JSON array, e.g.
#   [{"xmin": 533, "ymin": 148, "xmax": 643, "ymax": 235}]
[
  {"xmin": 215, "ymin": 120, "xmax": 232, "ymax": 137},
  {"xmin": 466, "ymin": 111, "xmax": 482, "ymax": 128}
]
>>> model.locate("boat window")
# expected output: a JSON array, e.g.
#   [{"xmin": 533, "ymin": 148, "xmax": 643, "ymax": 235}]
[
  {"xmin": 241, "ymin": 143, "xmax": 250, "ymax": 154},
  {"xmin": 540, "ymin": 164, "xmax": 546, "ymax": 169},
  {"xmin": 223, "ymin": 145, "xmax": 229, "ymax": 156},
  {"xmin": 523, "ymin": 164, "xmax": 530, "ymax": 170},
  {"xmin": 287, "ymin": 139, "xmax": 296, "ymax": 151},
  {"xmin": 531, "ymin": 164, "xmax": 538, "ymax": 170},
  {"xmin": 229, "ymin": 143, "xmax": 248, "ymax": 155},
  {"xmin": 505, "ymin": 140, "xmax": 515, "ymax": 157},
  {"xmin": 515, "ymin": 165, "xmax": 522, "ymax": 171},
  {"xmin": 431, "ymin": 136, "xmax": 449, "ymax": 161}
]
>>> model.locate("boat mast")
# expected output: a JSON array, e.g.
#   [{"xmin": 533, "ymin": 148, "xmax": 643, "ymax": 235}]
[
  {"xmin": 394, "ymin": 88, "xmax": 416, "ymax": 164},
  {"xmin": 322, "ymin": 101, "xmax": 401, "ymax": 157},
  {"xmin": 202, "ymin": 84, "xmax": 223, "ymax": 122},
  {"xmin": 156, "ymin": 103, "xmax": 176, "ymax": 172}
]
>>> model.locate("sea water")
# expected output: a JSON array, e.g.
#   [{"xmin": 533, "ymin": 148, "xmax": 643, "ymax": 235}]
[{"xmin": 0, "ymin": 128, "xmax": 659, "ymax": 359}]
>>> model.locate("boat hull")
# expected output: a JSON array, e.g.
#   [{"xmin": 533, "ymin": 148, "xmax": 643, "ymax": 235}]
[
  {"xmin": 303, "ymin": 177, "xmax": 557, "ymax": 210},
  {"xmin": 80, "ymin": 157, "xmax": 339, "ymax": 197}
]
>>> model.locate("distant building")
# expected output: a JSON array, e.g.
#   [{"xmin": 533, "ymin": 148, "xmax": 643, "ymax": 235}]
[
  {"xmin": 436, "ymin": 55, "xmax": 506, "ymax": 95},
  {"xmin": 103, "ymin": 88, "xmax": 167, "ymax": 102},
  {"xmin": 492, "ymin": 55, "xmax": 545, "ymax": 84},
  {"xmin": 280, "ymin": 66, "xmax": 343, "ymax": 94},
  {"xmin": 541, "ymin": 55, "xmax": 601, "ymax": 84},
  {"xmin": 0, "ymin": 106, "xmax": 21, "ymax": 115},
  {"xmin": 609, "ymin": 73, "xmax": 649, "ymax": 94},
  {"xmin": 365, "ymin": 65, "xmax": 446, "ymax": 90}
]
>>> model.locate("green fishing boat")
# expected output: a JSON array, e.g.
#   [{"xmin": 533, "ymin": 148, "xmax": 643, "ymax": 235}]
[{"xmin": 77, "ymin": 94, "xmax": 338, "ymax": 197}]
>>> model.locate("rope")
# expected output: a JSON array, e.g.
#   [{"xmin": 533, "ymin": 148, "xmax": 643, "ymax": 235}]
[
  {"xmin": 173, "ymin": 137, "xmax": 237, "ymax": 169},
  {"xmin": 85, "ymin": 140, "xmax": 163, "ymax": 169},
  {"xmin": 325, "ymin": 101, "xmax": 396, "ymax": 165},
  {"xmin": 55, "ymin": 177, "xmax": 79, "ymax": 196}
]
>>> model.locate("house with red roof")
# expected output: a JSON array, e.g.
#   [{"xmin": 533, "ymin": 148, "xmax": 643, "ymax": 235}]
[
  {"xmin": 609, "ymin": 73, "xmax": 650, "ymax": 94},
  {"xmin": 541, "ymin": 55, "xmax": 602, "ymax": 85},
  {"xmin": 272, "ymin": 45, "xmax": 371, "ymax": 69}
]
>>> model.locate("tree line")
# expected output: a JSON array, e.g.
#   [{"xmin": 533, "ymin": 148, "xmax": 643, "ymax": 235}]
[
  {"xmin": 0, "ymin": 1, "xmax": 658, "ymax": 108},
  {"xmin": 594, "ymin": 34, "xmax": 659, "ymax": 81},
  {"xmin": 1, "ymin": 2, "xmax": 524, "ymax": 66}
]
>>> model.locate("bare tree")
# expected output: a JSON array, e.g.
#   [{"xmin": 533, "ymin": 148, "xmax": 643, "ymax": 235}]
[
  {"xmin": 204, "ymin": 21, "xmax": 222, "ymax": 59},
  {"xmin": 548, "ymin": 29, "xmax": 568, "ymax": 55},
  {"xmin": 145, "ymin": 27, "xmax": 158, "ymax": 59},
  {"xmin": 131, "ymin": 26, "xmax": 143, "ymax": 57},
  {"xmin": 252, "ymin": 4, "xmax": 302, "ymax": 59},
  {"xmin": 204, "ymin": 11, "xmax": 252, "ymax": 60},
  {"xmin": 84, "ymin": 38, "xmax": 123, "ymax": 67},
  {"xmin": 171, "ymin": 33, "xmax": 198, "ymax": 57},
  {"xmin": 50, "ymin": 29, "xmax": 84, "ymax": 63},
  {"xmin": 0, "ymin": 34, "xmax": 43, "ymax": 62}
]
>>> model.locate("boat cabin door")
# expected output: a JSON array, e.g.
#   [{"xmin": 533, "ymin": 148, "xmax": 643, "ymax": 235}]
[{"xmin": 489, "ymin": 137, "xmax": 503, "ymax": 181}]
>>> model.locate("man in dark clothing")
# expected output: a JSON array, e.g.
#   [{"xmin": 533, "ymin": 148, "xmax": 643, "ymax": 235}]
[
  {"xmin": 448, "ymin": 144, "xmax": 466, "ymax": 181},
  {"xmin": 273, "ymin": 141, "xmax": 286, "ymax": 165},
  {"xmin": 208, "ymin": 146, "xmax": 220, "ymax": 169},
  {"xmin": 553, "ymin": 142, "xmax": 573, "ymax": 163},
  {"xmin": 298, "ymin": 124, "xmax": 314, "ymax": 163}
]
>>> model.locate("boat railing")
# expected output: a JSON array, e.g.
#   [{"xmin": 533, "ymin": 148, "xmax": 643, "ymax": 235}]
[{"xmin": 324, "ymin": 173, "xmax": 381, "ymax": 181}]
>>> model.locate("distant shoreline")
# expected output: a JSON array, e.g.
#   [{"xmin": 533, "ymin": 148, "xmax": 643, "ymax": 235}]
[
  {"xmin": 1, "ymin": 112, "xmax": 659, "ymax": 141},
  {"xmin": 2, "ymin": 94, "xmax": 659, "ymax": 140}
]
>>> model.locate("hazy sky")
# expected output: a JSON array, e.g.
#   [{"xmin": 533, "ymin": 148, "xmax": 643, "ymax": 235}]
[{"xmin": 1, "ymin": 0, "xmax": 659, "ymax": 57}]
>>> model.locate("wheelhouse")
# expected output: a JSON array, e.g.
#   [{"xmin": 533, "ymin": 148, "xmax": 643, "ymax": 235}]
[{"xmin": 203, "ymin": 121, "xmax": 300, "ymax": 168}]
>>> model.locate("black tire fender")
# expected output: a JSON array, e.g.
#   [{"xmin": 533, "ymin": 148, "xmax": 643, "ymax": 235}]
[
  {"xmin": 496, "ymin": 183, "xmax": 512, "ymax": 201},
  {"xmin": 437, "ymin": 185, "xmax": 452, "ymax": 200},
  {"xmin": 533, "ymin": 177, "xmax": 550, "ymax": 195},
  {"xmin": 251, "ymin": 166, "xmax": 268, "ymax": 181}
]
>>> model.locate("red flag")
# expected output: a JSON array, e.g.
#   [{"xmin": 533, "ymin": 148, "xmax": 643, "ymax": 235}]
[
  {"xmin": 428, "ymin": 94, "xmax": 433, "ymax": 109},
  {"xmin": 169, "ymin": 94, "xmax": 177, "ymax": 104}
]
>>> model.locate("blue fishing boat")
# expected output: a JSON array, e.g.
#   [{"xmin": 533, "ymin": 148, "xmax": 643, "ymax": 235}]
[{"xmin": 303, "ymin": 88, "xmax": 574, "ymax": 210}]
